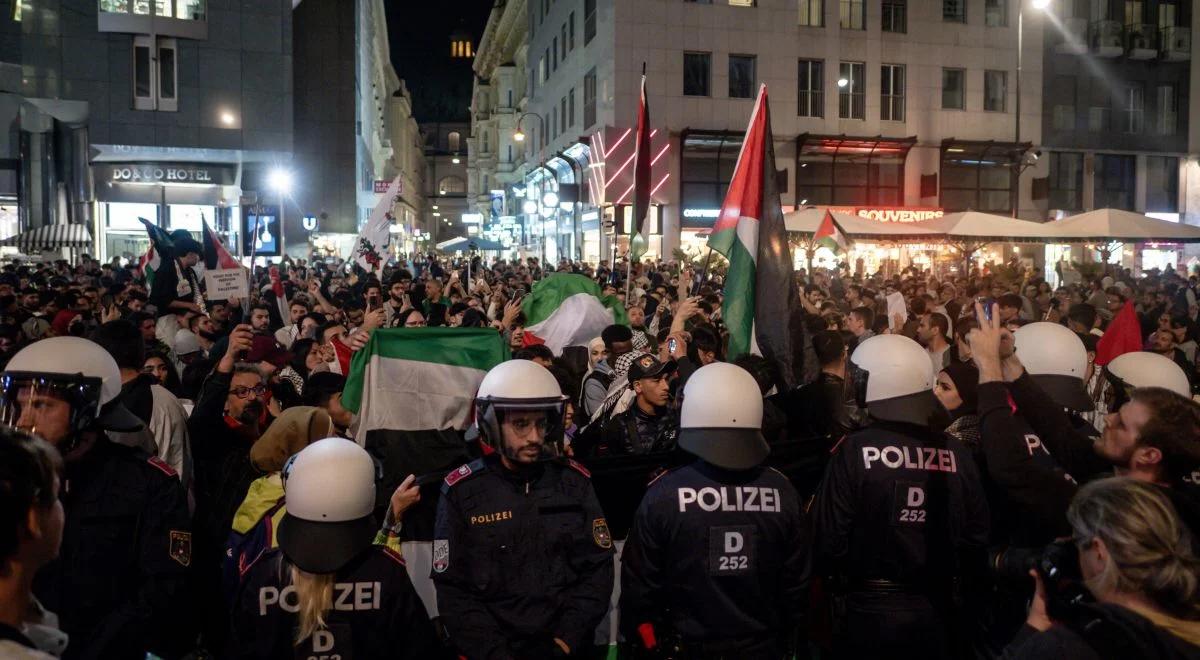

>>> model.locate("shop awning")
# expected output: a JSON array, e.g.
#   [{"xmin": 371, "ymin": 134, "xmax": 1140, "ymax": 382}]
[
  {"xmin": 784, "ymin": 208, "xmax": 934, "ymax": 240},
  {"xmin": 796, "ymin": 134, "xmax": 917, "ymax": 158},
  {"xmin": 436, "ymin": 237, "xmax": 506, "ymax": 252},
  {"xmin": 0, "ymin": 224, "xmax": 93, "ymax": 252},
  {"xmin": 919, "ymin": 211, "xmax": 1060, "ymax": 242},
  {"xmin": 1044, "ymin": 208, "xmax": 1200, "ymax": 243}
]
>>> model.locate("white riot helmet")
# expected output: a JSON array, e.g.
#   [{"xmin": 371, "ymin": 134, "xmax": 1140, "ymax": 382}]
[
  {"xmin": 278, "ymin": 438, "xmax": 379, "ymax": 573},
  {"xmin": 679, "ymin": 362, "xmax": 769, "ymax": 470},
  {"xmin": 1013, "ymin": 322, "xmax": 1093, "ymax": 412},
  {"xmin": 1105, "ymin": 351, "xmax": 1191, "ymax": 408},
  {"xmin": 849, "ymin": 334, "xmax": 937, "ymax": 425},
  {"xmin": 0, "ymin": 336, "xmax": 143, "ymax": 447},
  {"xmin": 474, "ymin": 359, "xmax": 568, "ymax": 462}
]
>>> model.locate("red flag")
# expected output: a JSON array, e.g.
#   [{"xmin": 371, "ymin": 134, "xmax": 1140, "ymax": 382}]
[
  {"xmin": 203, "ymin": 217, "xmax": 240, "ymax": 269},
  {"xmin": 1095, "ymin": 300, "xmax": 1142, "ymax": 366},
  {"xmin": 630, "ymin": 66, "xmax": 650, "ymax": 263}
]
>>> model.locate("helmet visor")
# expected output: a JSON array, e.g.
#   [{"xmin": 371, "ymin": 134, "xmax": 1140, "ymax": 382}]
[
  {"xmin": 848, "ymin": 362, "xmax": 870, "ymax": 409},
  {"xmin": 0, "ymin": 372, "xmax": 103, "ymax": 444},
  {"xmin": 486, "ymin": 400, "xmax": 568, "ymax": 462}
]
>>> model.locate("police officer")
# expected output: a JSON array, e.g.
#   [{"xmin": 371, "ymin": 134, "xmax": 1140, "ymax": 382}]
[
  {"xmin": 229, "ymin": 437, "xmax": 438, "ymax": 659},
  {"xmin": 1105, "ymin": 350, "xmax": 1191, "ymax": 405},
  {"xmin": 432, "ymin": 359, "xmax": 614, "ymax": 659},
  {"xmin": 811, "ymin": 334, "xmax": 989, "ymax": 660},
  {"xmin": 620, "ymin": 362, "xmax": 809, "ymax": 659},
  {"xmin": 0, "ymin": 336, "xmax": 192, "ymax": 660}
]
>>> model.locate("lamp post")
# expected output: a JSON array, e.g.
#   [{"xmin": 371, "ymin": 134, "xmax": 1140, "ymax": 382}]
[
  {"xmin": 1014, "ymin": 0, "xmax": 1051, "ymax": 217},
  {"xmin": 268, "ymin": 168, "xmax": 293, "ymax": 258},
  {"xmin": 514, "ymin": 112, "xmax": 546, "ymax": 261}
]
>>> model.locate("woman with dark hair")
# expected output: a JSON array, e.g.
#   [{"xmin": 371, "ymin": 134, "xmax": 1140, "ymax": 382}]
[
  {"xmin": 143, "ymin": 350, "xmax": 184, "ymax": 397},
  {"xmin": 935, "ymin": 362, "xmax": 981, "ymax": 449},
  {"xmin": 275, "ymin": 338, "xmax": 325, "ymax": 409},
  {"xmin": 460, "ymin": 307, "xmax": 488, "ymax": 328}
]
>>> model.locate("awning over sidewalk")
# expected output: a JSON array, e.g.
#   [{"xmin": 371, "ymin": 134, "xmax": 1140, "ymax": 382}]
[
  {"xmin": 1044, "ymin": 208, "xmax": 1200, "ymax": 243},
  {"xmin": 0, "ymin": 224, "xmax": 93, "ymax": 252}
]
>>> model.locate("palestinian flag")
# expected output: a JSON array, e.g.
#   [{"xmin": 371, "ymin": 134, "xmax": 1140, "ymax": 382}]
[
  {"xmin": 522, "ymin": 273, "xmax": 630, "ymax": 355},
  {"xmin": 706, "ymin": 85, "xmax": 798, "ymax": 389},
  {"xmin": 815, "ymin": 209, "xmax": 852, "ymax": 253},
  {"xmin": 341, "ymin": 327, "xmax": 509, "ymax": 440},
  {"xmin": 202, "ymin": 216, "xmax": 241, "ymax": 269},
  {"xmin": 630, "ymin": 69, "xmax": 651, "ymax": 264},
  {"xmin": 139, "ymin": 217, "xmax": 174, "ymax": 292}
]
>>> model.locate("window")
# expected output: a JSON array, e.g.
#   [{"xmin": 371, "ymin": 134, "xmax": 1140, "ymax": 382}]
[
  {"xmin": 1048, "ymin": 152, "xmax": 1084, "ymax": 210},
  {"xmin": 839, "ymin": 0, "xmax": 864, "ymax": 29},
  {"xmin": 1159, "ymin": 0, "xmax": 1177, "ymax": 29},
  {"xmin": 584, "ymin": 0, "xmax": 596, "ymax": 44},
  {"xmin": 584, "ymin": 68, "xmax": 597, "ymax": 128},
  {"xmin": 569, "ymin": 11, "xmax": 575, "ymax": 49},
  {"xmin": 985, "ymin": 0, "xmax": 1007, "ymax": 26},
  {"xmin": 552, "ymin": 38, "xmax": 558, "ymax": 71},
  {"xmin": 984, "ymin": 70, "xmax": 1007, "ymax": 112},
  {"xmin": 838, "ymin": 61, "xmax": 864, "ymax": 119},
  {"xmin": 797, "ymin": 139, "xmax": 908, "ymax": 206},
  {"xmin": 539, "ymin": 55, "xmax": 547, "ymax": 83},
  {"xmin": 797, "ymin": 59, "xmax": 824, "ymax": 117},
  {"xmin": 944, "ymin": 0, "xmax": 965, "ymax": 22},
  {"xmin": 551, "ymin": 112, "xmax": 557, "ymax": 140},
  {"xmin": 1155, "ymin": 84, "xmax": 1177, "ymax": 135},
  {"xmin": 941, "ymin": 144, "xmax": 1019, "ymax": 213},
  {"xmin": 1126, "ymin": 0, "xmax": 1145, "ymax": 25},
  {"xmin": 568, "ymin": 88, "xmax": 575, "ymax": 128},
  {"xmin": 684, "ymin": 52, "xmax": 711, "ymax": 97},
  {"xmin": 882, "ymin": 0, "xmax": 906, "ymax": 32},
  {"xmin": 1120, "ymin": 83, "xmax": 1144, "ymax": 134},
  {"xmin": 799, "ymin": 0, "xmax": 822, "ymax": 26},
  {"xmin": 561, "ymin": 24, "xmax": 567, "ymax": 58},
  {"xmin": 447, "ymin": 131, "xmax": 461, "ymax": 152},
  {"xmin": 1052, "ymin": 76, "xmax": 1076, "ymax": 130},
  {"xmin": 132, "ymin": 35, "xmax": 177, "ymax": 111},
  {"xmin": 1088, "ymin": 79, "xmax": 1111, "ymax": 131},
  {"xmin": 438, "ymin": 176, "xmax": 466, "ymax": 195},
  {"xmin": 1146, "ymin": 156, "xmax": 1179, "ymax": 212},
  {"xmin": 879, "ymin": 64, "xmax": 905, "ymax": 121},
  {"xmin": 728, "ymin": 55, "xmax": 756, "ymax": 99},
  {"xmin": 942, "ymin": 68, "xmax": 965, "ymax": 109},
  {"xmin": 681, "ymin": 133, "xmax": 746, "ymax": 223},
  {"xmin": 560, "ymin": 96, "xmax": 567, "ymax": 135},
  {"xmin": 1093, "ymin": 154, "xmax": 1135, "ymax": 210}
]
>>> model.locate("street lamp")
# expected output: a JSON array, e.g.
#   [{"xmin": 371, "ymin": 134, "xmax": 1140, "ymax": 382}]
[
  {"xmin": 513, "ymin": 130, "xmax": 526, "ymax": 142},
  {"xmin": 1013, "ymin": 0, "xmax": 1050, "ymax": 217},
  {"xmin": 268, "ymin": 168, "xmax": 292, "ymax": 257}
]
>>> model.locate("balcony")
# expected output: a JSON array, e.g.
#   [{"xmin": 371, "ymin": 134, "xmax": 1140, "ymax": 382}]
[
  {"xmin": 1090, "ymin": 20, "xmax": 1124, "ymax": 57},
  {"xmin": 1056, "ymin": 17, "xmax": 1089, "ymax": 54},
  {"xmin": 1161, "ymin": 26, "xmax": 1191, "ymax": 61},
  {"xmin": 98, "ymin": 0, "xmax": 207, "ymax": 39},
  {"xmin": 1125, "ymin": 24, "xmax": 1158, "ymax": 59}
]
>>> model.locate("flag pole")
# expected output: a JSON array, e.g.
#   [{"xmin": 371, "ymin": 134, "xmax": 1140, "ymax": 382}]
[{"xmin": 693, "ymin": 245, "xmax": 714, "ymax": 297}]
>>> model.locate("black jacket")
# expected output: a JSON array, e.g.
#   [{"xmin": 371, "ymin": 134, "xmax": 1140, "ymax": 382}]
[
  {"xmin": 772, "ymin": 372, "xmax": 863, "ymax": 442},
  {"xmin": 432, "ymin": 456, "xmax": 614, "ymax": 659},
  {"xmin": 33, "ymin": 437, "xmax": 192, "ymax": 660},
  {"xmin": 229, "ymin": 547, "xmax": 439, "ymax": 659},
  {"xmin": 1002, "ymin": 603, "xmax": 1200, "ymax": 660},
  {"xmin": 599, "ymin": 403, "xmax": 680, "ymax": 456},
  {"xmin": 811, "ymin": 421, "xmax": 990, "ymax": 584},
  {"xmin": 620, "ymin": 460, "xmax": 810, "ymax": 652}
]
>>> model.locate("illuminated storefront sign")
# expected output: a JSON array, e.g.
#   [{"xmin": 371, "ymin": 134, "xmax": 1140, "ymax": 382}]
[
  {"xmin": 825, "ymin": 207, "xmax": 945, "ymax": 223},
  {"xmin": 682, "ymin": 208, "xmax": 721, "ymax": 219}
]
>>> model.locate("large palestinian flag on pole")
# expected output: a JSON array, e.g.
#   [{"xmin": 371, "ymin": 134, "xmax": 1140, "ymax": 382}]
[
  {"xmin": 630, "ymin": 68, "xmax": 651, "ymax": 264},
  {"xmin": 342, "ymin": 327, "xmax": 510, "ymax": 442},
  {"xmin": 706, "ymin": 85, "xmax": 798, "ymax": 389},
  {"xmin": 523, "ymin": 273, "xmax": 629, "ymax": 355}
]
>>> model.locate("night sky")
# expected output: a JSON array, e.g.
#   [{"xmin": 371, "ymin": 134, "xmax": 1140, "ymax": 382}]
[{"xmin": 384, "ymin": 1, "xmax": 493, "ymax": 123}]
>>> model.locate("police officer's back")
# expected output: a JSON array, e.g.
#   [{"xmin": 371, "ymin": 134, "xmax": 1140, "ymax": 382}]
[
  {"xmin": 1, "ymin": 337, "xmax": 192, "ymax": 660},
  {"xmin": 229, "ymin": 438, "xmax": 437, "ymax": 659},
  {"xmin": 811, "ymin": 334, "xmax": 989, "ymax": 660},
  {"xmin": 621, "ymin": 362, "xmax": 810, "ymax": 658},
  {"xmin": 432, "ymin": 360, "xmax": 614, "ymax": 659}
]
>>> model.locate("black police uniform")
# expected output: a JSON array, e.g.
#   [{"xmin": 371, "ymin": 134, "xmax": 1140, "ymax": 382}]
[
  {"xmin": 811, "ymin": 420, "xmax": 990, "ymax": 660},
  {"xmin": 432, "ymin": 455, "xmax": 615, "ymax": 660},
  {"xmin": 228, "ymin": 546, "xmax": 438, "ymax": 659},
  {"xmin": 620, "ymin": 460, "xmax": 809, "ymax": 658},
  {"xmin": 33, "ymin": 437, "xmax": 192, "ymax": 660}
]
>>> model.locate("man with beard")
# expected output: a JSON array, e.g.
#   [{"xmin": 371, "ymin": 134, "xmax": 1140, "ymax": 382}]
[
  {"xmin": 188, "ymin": 313, "xmax": 219, "ymax": 358},
  {"xmin": 274, "ymin": 299, "xmax": 311, "ymax": 349},
  {"xmin": 384, "ymin": 269, "xmax": 413, "ymax": 328},
  {"xmin": 627, "ymin": 303, "xmax": 651, "ymax": 349},
  {"xmin": 248, "ymin": 304, "xmax": 273, "ymax": 336}
]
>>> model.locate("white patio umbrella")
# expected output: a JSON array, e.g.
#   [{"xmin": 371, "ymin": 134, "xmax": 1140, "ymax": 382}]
[{"xmin": 1044, "ymin": 208, "xmax": 1200, "ymax": 243}]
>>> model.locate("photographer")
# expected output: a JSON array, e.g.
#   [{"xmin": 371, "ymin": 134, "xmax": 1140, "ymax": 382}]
[{"xmin": 1002, "ymin": 478, "xmax": 1200, "ymax": 659}]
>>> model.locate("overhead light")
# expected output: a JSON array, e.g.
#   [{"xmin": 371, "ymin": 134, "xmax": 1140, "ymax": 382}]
[
  {"xmin": 513, "ymin": 130, "xmax": 526, "ymax": 142},
  {"xmin": 268, "ymin": 168, "xmax": 293, "ymax": 194},
  {"xmin": 522, "ymin": 199, "xmax": 538, "ymax": 214},
  {"xmin": 440, "ymin": 190, "xmax": 446, "ymax": 195},
  {"xmin": 1031, "ymin": 0, "xmax": 1050, "ymax": 8},
  {"xmin": 452, "ymin": 156, "xmax": 461, "ymax": 164},
  {"xmin": 220, "ymin": 111, "xmax": 236, "ymax": 126},
  {"xmin": 432, "ymin": 205, "xmax": 439, "ymax": 210},
  {"xmin": 837, "ymin": 78, "xmax": 848, "ymax": 88},
  {"xmin": 433, "ymin": 211, "xmax": 441, "ymax": 216},
  {"xmin": 542, "ymin": 191, "xmax": 559, "ymax": 207},
  {"xmin": 800, "ymin": 199, "xmax": 808, "ymax": 205}
]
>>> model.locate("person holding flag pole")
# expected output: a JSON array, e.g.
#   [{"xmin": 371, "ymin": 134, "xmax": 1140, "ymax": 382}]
[{"xmin": 627, "ymin": 63, "xmax": 651, "ymax": 299}]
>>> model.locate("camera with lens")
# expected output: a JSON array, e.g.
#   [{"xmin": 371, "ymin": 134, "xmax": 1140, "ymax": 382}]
[{"xmin": 990, "ymin": 539, "xmax": 1091, "ymax": 619}]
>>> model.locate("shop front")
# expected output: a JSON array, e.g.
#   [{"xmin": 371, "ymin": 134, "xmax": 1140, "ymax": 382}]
[
  {"xmin": 92, "ymin": 161, "xmax": 240, "ymax": 264},
  {"xmin": 680, "ymin": 131, "xmax": 743, "ymax": 257}
]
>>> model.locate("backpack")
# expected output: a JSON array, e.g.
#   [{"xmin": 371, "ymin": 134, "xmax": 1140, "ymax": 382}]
[{"xmin": 221, "ymin": 495, "xmax": 286, "ymax": 605}]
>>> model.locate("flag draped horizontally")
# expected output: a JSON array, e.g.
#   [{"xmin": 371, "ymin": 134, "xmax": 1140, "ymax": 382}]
[
  {"xmin": 630, "ymin": 70, "xmax": 651, "ymax": 264},
  {"xmin": 1095, "ymin": 300, "xmax": 1143, "ymax": 366},
  {"xmin": 356, "ymin": 174, "xmax": 400, "ymax": 273},
  {"xmin": 523, "ymin": 273, "xmax": 630, "ymax": 355},
  {"xmin": 815, "ymin": 209, "xmax": 852, "ymax": 253},
  {"xmin": 342, "ymin": 327, "xmax": 510, "ymax": 441},
  {"xmin": 706, "ymin": 85, "xmax": 798, "ymax": 388}
]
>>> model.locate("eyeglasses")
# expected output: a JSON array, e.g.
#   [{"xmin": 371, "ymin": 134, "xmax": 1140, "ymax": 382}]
[{"xmin": 230, "ymin": 385, "xmax": 267, "ymax": 399}]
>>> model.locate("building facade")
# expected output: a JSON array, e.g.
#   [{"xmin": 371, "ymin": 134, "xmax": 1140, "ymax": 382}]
[
  {"xmin": 511, "ymin": 0, "xmax": 1058, "ymax": 266},
  {"xmin": 1, "ymin": 0, "xmax": 294, "ymax": 261},
  {"xmin": 468, "ymin": 0, "xmax": 529, "ymax": 251},
  {"xmin": 386, "ymin": 80, "xmax": 428, "ymax": 255},
  {"xmin": 424, "ymin": 121, "xmax": 471, "ymax": 243}
]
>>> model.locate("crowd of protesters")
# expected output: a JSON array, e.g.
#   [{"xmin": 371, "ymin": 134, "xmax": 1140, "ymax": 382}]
[{"xmin": 0, "ymin": 239, "xmax": 1199, "ymax": 660}]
